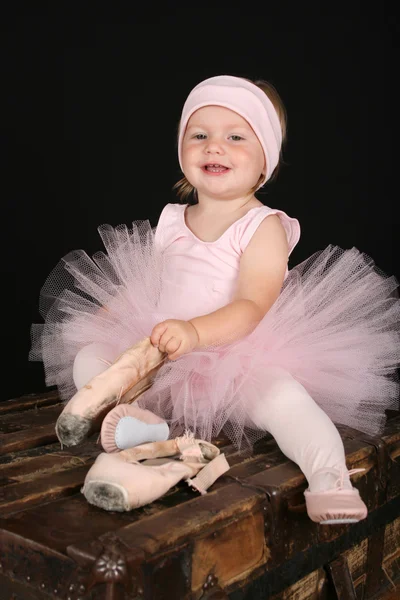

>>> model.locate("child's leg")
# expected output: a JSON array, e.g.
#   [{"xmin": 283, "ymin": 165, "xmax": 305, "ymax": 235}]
[
  {"xmin": 63, "ymin": 343, "xmax": 169, "ymax": 452},
  {"xmin": 72, "ymin": 342, "xmax": 120, "ymax": 390},
  {"xmin": 247, "ymin": 366, "xmax": 349, "ymax": 490},
  {"xmin": 73, "ymin": 344, "xmax": 169, "ymax": 451},
  {"xmin": 246, "ymin": 366, "xmax": 367, "ymax": 523}
]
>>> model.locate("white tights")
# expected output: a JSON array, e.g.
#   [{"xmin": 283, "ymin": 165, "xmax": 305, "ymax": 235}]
[
  {"xmin": 73, "ymin": 344, "xmax": 351, "ymax": 492},
  {"xmin": 245, "ymin": 367, "xmax": 351, "ymax": 492}
]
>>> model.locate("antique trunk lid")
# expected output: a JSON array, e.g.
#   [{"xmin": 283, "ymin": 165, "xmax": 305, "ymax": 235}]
[{"xmin": 0, "ymin": 392, "xmax": 399, "ymax": 599}]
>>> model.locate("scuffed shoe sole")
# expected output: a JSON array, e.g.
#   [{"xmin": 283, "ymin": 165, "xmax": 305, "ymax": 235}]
[
  {"xmin": 56, "ymin": 414, "xmax": 92, "ymax": 447},
  {"xmin": 321, "ymin": 518, "xmax": 359, "ymax": 525},
  {"xmin": 83, "ymin": 480, "xmax": 129, "ymax": 512}
]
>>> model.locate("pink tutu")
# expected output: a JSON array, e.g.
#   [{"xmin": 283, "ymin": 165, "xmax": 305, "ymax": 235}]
[{"xmin": 30, "ymin": 220, "xmax": 400, "ymax": 448}]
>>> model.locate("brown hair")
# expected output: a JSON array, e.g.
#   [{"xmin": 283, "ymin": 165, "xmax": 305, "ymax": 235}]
[{"xmin": 173, "ymin": 78, "xmax": 287, "ymax": 202}]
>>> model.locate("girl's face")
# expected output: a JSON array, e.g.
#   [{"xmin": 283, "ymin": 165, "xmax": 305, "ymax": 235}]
[{"xmin": 181, "ymin": 106, "xmax": 265, "ymax": 202}]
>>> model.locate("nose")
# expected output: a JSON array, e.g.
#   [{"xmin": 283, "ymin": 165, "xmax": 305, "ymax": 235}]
[{"xmin": 204, "ymin": 137, "xmax": 224, "ymax": 155}]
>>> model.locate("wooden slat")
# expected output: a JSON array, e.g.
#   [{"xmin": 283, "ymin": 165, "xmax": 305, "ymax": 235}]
[
  {"xmin": 0, "ymin": 422, "xmax": 58, "ymax": 455},
  {"xmin": 0, "ymin": 441, "xmax": 63, "ymax": 466},
  {"xmin": 0, "ymin": 390, "xmax": 60, "ymax": 415},
  {"xmin": 0, "ymin": 440, "xmax": 100, "ymax": 483},
  {"xmin": 0, "ymin": 464, "xmax": 92, "ymax": 515},
  {"xmin": 0, "ymin": 403, "xmax": 64, "ymax": 455},
  {"xmin": 0, "ymin": 404, "xmax": 63, "ymax": 433},
  {"xmin": 0, "ymin": 439, "xmax": 101, "ymax": 515}
]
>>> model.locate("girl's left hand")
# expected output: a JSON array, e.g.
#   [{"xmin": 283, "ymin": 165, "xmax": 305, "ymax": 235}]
[{"xmin": 150, "ymin": 319, "xmax": 199, "ymax": 360}]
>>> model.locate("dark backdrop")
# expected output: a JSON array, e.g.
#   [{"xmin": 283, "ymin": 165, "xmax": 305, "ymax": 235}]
[{"xmin": 2, "ymin": 4, "xmax": 398, "ymax": 401}]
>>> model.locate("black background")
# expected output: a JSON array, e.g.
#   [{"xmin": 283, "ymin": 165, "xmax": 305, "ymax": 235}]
[{"xmin": 2, "ymin": 3, "xmax": 398, "ymax": 401}]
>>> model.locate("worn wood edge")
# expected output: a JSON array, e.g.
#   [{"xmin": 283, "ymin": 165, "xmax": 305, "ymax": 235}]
[
  {"xmin": 0, "ymin": 403, "xmax": 63, "ymax": 427},
  {"xmin": 0, "ymin": 440, "xmax": 99, "ymax": 479},
  {"xmin": 0, "ymin": 465, "xmax": 91, "ymax": 515},
  {"xmin": 68, "ymin": 482, "xmax": 265, "ymax": 558},
  {"xmin": 0, "ymin": 441, "xmax": 65, "ymax": 466},
  {"xmin": 0, "ymin": 526, "xmax": 73, "ymax": 562},
  {"xmin": 0, "ymin": 390, "xmax": 61, "ymax": 415},
  {"xmin": 0, "ymin": 527, "xmax": 79, "ymax": 599},
  {"xmin": 0, "ymin": 422, "xmax": 59, "ymax": 455}
]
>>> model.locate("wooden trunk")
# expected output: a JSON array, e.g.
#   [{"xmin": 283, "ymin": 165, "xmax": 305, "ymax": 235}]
[{"xmin": 0, "ymin": 391, "xmax": 399, "ymax": 599}]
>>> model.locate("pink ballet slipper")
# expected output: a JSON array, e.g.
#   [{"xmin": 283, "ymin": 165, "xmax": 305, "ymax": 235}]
[
  {"xmin": 81, "ymin": 432, "xmax": 230, "ymax": 511},
  {"xmin": 304, "ymin": 468, "xmax": 368, "ymax": 524},
  {"xmin": 101, "ymin": 404, "xmax": 169, "ymax": 452},
  {"xmin": 56, "ymin": 337, "xmax": 166, "ymax": 447}
]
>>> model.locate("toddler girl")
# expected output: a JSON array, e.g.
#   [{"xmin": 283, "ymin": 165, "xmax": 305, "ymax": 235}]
[{"xmin": 31, "ymin": 76, "xmax": 400, "ymax": 523}]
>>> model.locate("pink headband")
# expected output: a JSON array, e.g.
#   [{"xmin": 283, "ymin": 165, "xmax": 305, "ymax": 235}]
[{"xmin": 178, "ymin": 75, "xmax": 282, "ymax": 188}]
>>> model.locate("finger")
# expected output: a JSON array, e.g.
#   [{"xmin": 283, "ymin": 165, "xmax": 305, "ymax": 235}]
[
  {"xmin": 158, "ymin": 332, "xmax": 178, "ymax": 354},
  {"xmin": 168, "ymin": 340, "xmax": 183, "ymax": 361},
  {"xmin": 157, "ymin": 329, "xmax": 170, "ymax": 352},
  {"xmin": 150, "ymin": 322, "xmax": 168, "ymax": 347},
  {"xmin": 165, "ymin": 336, "xmax": 181, "ymax": 355}
]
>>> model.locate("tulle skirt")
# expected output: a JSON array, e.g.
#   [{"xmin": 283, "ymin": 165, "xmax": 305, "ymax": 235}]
[{"xmin": 30, "ymin": 220, "xmax": 400, "ymax": 448}]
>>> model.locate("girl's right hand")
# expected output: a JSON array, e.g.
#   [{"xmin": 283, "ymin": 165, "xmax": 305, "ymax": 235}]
[{"xmin": 151, "ymin": 319, "xmax": 199, "ymax": 361}]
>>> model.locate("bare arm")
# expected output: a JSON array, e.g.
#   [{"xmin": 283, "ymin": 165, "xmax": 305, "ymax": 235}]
[{"xmin": 189, "ymin": 215, "xmax": 289, "ymax": 346}]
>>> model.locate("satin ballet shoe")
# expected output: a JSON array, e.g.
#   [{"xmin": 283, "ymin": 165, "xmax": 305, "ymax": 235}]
[
  {"xmin": 56, "ymin": 337, "xmax": 166, "ymax": 447},
  {"xmin": 101, "ymin": 404, "xmax": 169, "ymax": 452},
  {"xmin": 81, "ymin": 433, "xmax": 230, "ymax": 512},
  {"xmin": 304, "ymin": 468, "xmax": 368, "ymax": 524}
]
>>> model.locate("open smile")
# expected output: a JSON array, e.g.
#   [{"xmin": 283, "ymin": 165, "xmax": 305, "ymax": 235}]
[{"xmin": 201, "ymin": 163, "xmax": 231, "ymax": 175}]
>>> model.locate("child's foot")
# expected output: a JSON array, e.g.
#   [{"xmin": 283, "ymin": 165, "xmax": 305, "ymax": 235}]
[
  {"xmin": 101, "ymin": 404, "xmax": 169, "ymax": 452},
  {"xmin": 304, "ymin": 467, "xmax": 368, "ymax": 524}
]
